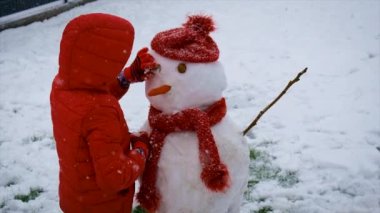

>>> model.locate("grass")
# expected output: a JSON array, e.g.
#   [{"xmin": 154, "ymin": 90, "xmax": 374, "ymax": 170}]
[
  {"xmin": 254, "ymin": 206, "xmax": 274, "ymax": 213},
  {"xmin": 23, "ymin": 133, "xmax": 56, "ymax": 149},
  {"xmin": 244, "ymin": 146, "xmax": 300, "ymax": 211},
  {"xmin": 249, "ymin": 148, "xmax": 261, "ymax": 160},
  {"xmin": 14, "ymin": 188, "xmax": 44, "ymax": 202},
  {"xmin": 132, "ymin": 205, "xmax": 148, "ymax": 213},
  {"xmin": 5, "ymin": 180, "xmax": 16, "ymax": 187},
  {"xmin": 24, "ymin": 133, "xmax": 54, "ymax": 143},
  {"xmin": 246, "ymin": 148, "xmax": 299, "ymax": 187},
  {"xmin": 278, "ymin": 170, "xmax": 299, "ymax": 187},
  {"xmin": 30, "ymin": 135, "xmax": 44, "ymax": 142}
]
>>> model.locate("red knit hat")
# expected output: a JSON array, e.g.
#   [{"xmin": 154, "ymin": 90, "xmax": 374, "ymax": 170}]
[{"xmin": 151, "ymin": 15, "xmax": 219, "ymax": 63}]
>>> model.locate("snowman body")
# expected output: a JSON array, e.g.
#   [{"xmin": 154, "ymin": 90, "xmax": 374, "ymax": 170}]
[
  {"xmin": 142, "ymin": 52, "xmax": 249, "ymax": 213},
  {"xmin": 155, "ymin": 117, "xmax": 248, "ymax": 213}
]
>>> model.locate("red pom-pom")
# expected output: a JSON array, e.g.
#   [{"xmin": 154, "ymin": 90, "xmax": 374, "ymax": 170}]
[
  {"xmin": 183, "ymin": 15, "xmax": 216, "ymax": 35},
  {"xmin": 201, "ymin": 163, "xmax": 230, "ymax": 192}
]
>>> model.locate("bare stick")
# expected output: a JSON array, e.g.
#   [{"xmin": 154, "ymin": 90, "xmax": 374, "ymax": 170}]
[{"xmin": 243, "ymin": 67, "xmax": 308, "ymax": 136}]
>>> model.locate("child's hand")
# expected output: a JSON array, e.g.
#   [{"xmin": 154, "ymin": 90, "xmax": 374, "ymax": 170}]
[
  {"xmin": 130, "ymin": 132, "xmax": 150, "ymax": 158},
  {"xmin": 123, "ymin": 47, "xmax": 160, "ymax": 83}
]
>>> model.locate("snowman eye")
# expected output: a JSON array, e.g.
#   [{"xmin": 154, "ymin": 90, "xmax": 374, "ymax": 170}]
[{"xmin": 177, "ymin": 63, "xmax": 187, "ymax": 73}]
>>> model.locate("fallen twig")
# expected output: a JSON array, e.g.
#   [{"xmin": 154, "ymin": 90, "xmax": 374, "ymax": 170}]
[{"xmin": 243, "ymin": 67, "xmax": 308, "ymax": 136}]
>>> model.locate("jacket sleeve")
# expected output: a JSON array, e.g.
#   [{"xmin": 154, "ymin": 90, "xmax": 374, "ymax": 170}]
[
  {"xmin": 108, "ymin": 78, "xmax": 129, "ymax": 100},
  {"xmin": 82, "ymin": 105, "xmax": 145, "ymax": 193}
]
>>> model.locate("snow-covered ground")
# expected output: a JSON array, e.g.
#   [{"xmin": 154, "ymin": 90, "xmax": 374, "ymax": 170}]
[{"xmin": 0, "ymin": 0, "xmax": 379, "ymax": 212}]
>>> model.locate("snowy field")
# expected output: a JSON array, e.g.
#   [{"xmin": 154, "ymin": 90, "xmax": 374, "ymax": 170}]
[{"xmin": 1, "ymin": 0, "xmax": 379, "ymax": 212}]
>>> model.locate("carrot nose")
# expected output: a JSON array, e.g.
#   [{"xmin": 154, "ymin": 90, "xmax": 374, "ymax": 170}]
[{"xmin": 148, "ymin": 85, "xmax": 171, "ymax": 96}]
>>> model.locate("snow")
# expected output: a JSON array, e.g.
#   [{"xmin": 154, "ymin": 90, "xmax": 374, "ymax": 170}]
[{"xmin": 0, "ymin": 0, "xmax": 379, "ymax": 212}]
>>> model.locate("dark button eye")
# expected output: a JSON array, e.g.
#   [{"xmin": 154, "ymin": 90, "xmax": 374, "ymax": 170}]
[{"xmin": 177, "ymin": 63, "xmax": 186, "ymax": 73}]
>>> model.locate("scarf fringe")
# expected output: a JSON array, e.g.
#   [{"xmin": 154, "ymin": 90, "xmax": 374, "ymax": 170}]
[{"xmin": 201, "ymin": 163, "xmax": 230, "ymax": 192}]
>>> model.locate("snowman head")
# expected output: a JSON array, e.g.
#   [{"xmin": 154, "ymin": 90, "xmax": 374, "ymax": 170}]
[
  {"xmin": 145, "ymin": 15, "xmax": 227, "ymax": 114},
  {"xmin": 146, "ymin": 51, "xmax": 226, "ymax": 114}
]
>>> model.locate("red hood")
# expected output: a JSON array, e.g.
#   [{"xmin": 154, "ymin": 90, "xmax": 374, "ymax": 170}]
[{"xmin": 57, "ymin": 13, "xmax": 134, "ymax": 91}]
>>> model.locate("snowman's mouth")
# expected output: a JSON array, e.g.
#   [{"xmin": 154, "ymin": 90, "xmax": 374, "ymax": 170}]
[{"xmin": 148, "ymin": 84, "xmax": 172, "ymax": 96}]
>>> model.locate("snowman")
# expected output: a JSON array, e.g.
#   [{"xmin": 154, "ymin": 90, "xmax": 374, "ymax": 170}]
[{"xmin": 136, "ymin": 15, "xmax": 249, "ymax": 213}]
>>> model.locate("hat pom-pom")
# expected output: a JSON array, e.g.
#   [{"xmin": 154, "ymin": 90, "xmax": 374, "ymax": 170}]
[{"xmin": 183, "ymin": 15, "xmax": 216, "ymax": 35}]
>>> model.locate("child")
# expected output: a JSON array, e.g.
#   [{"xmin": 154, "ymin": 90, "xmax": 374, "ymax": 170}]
[{"xmin": 50, "ymin": 13, "xmax": 157, "ymax": 213}]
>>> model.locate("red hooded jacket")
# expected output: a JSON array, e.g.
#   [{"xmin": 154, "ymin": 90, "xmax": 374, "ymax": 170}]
[{"xmin": 50, "ymin": 13, "xmax": 144, "ymax": 213}]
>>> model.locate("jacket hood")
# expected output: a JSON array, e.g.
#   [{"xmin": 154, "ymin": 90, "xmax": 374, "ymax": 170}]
[{"xmin": 57, "ymin": 13, "xmax": 134, "ymax": 91}]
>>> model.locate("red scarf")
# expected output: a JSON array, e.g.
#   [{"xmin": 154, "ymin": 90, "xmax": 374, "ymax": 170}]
[{"xmin": 137, "ymin": 98, "xmax": 230, "ymax": 212}]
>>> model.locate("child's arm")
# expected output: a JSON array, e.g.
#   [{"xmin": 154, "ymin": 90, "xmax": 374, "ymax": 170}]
[
  {"xmin": 108, "ymin": 47, "xmax": 158, "ymax": 100},
  {"xmin": 108, "ymin": 78, "xmax": 129, "ymax": 100},
  {"xmin": 82, "ymin": 106, "xmax": 148, "ymax": 194}
]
